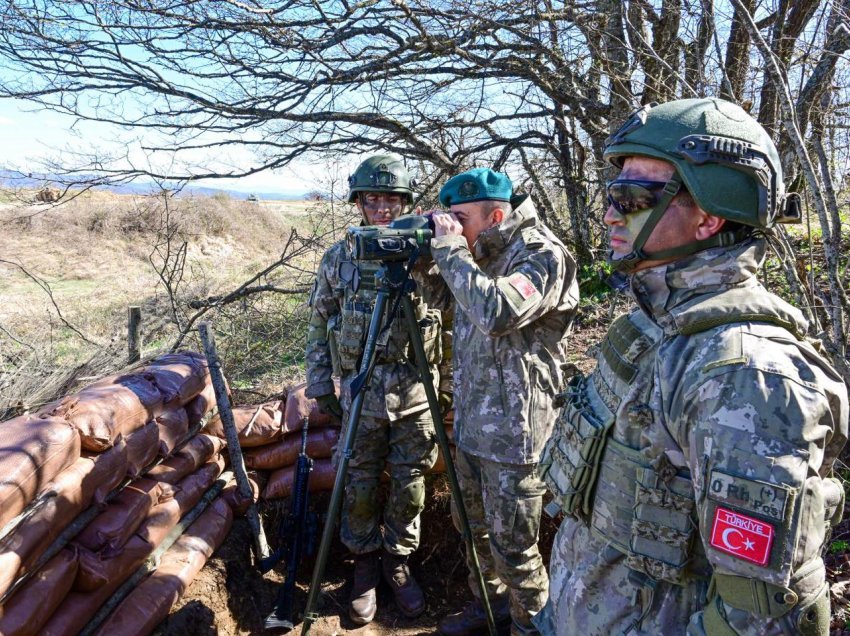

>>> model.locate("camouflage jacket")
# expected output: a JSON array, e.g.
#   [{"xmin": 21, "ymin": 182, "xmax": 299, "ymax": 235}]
[
  {"xmin": 419, "ymin": 195, "xmax": 579, "ymax": 464},
  {"xmin": 305, "ymin": 238, "xmax": 437, "ymax": 421},
  {"xmin": 543, "ymin": 239, "xmax": 848, "ymax": 635}
]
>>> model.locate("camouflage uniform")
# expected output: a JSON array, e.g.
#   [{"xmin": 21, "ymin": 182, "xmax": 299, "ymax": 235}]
[
  {"xmin": 421, "ymin": 194, "xmax": 579, "ymax": 632},
  {"xmin": 537, "ymin": 240, "xmax": 849, "ymax": 635},
  {"xmin": 305, "ymin": 239, "xmax": 439, "ymax": 556}
]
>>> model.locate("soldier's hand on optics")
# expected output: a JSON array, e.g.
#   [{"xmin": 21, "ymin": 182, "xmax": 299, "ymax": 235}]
[{"xmin": 432, "ymin": 212, "xmax": 463, "ymax": 238}]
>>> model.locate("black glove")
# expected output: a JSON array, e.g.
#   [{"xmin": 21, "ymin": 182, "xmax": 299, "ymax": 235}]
[{"xmin": 316, "ymin": 393, "xmax": 343, "ymax": 423}]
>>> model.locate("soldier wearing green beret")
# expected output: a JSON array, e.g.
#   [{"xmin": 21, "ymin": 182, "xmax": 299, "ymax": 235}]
[
  {"xmin": 536, "ymin": 98, "xmax": 848, "ymax": 635},
  {"xmin": 305, "ymin": 154, "xmax": 442, "ymax": 624},
  {"xmin": 417, "ymin": 167, "xmax": 579, "ymax": 635}
]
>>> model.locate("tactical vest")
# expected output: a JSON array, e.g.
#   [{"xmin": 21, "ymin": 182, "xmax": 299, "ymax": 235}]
[
  {"xmin": 328, "ymin": 259, "xmax": 441, "ymax": 374},
  {"xmin": 542, "ymin": 287, "xmax": 811, "ymax": 587}
]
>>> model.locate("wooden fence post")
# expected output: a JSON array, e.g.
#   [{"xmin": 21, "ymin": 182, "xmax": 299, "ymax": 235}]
[{"xmin": 127, "ymin": 306, "xmax": 142, "ymax": 363}]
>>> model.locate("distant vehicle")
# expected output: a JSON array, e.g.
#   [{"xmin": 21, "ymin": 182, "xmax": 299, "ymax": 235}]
[{"xmin": 247, "ymin": 193, "xmax": 259, "ymax": 202}]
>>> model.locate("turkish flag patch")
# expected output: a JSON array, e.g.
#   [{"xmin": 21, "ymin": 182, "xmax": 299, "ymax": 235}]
[
  {"xmin": 508, "ymin": 273, "xmax": 538, "ymax": 300},
  {"xmin": 709, "ymin": 506, "xmax": 774, "ymax": 566}
]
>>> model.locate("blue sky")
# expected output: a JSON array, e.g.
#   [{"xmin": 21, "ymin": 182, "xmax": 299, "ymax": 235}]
[{"xmin": 0, "ymin": 97, "xmax": 324, "ymax": 195}]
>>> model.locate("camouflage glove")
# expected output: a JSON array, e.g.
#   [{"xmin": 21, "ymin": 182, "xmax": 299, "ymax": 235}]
[{"xmin": 316, "ymin": 393, "xmax": 343, "ymax": 423}]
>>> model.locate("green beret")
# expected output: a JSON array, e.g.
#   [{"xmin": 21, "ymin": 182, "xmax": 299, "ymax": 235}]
[{"xmin": 439, "ymin": 168, "xmax": 513, "ymax": 207}]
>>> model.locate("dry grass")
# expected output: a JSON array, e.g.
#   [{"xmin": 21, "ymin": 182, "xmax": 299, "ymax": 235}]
[{"xmin": 0, "ymin": 189, "xmax": 351, "ymax": 417}]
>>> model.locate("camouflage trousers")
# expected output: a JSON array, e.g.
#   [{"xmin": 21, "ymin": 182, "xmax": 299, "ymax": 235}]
[
  {"xmin": 335, "ymin": 409, "xmax": 437, "ymax": 556},
  {"xmin": 534, "ymin": 517, "xmax": 705, "ymax": 636},
  {"xmin": 451, "ymin": 449, "xmax": 549, "ymax": 634}
]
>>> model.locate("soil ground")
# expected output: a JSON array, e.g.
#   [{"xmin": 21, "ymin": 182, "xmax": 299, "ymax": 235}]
[{"xmin": 156, "ymin": 482, "xmax": 564, "ymax": 636}]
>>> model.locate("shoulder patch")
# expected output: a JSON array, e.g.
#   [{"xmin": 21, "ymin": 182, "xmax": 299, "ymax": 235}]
[
  {"xmin": 709, "ymin": 506, "xmax": 775, "ymax": 566},
  {"xmin": 707, "ymin": 469, "xmax": 791, "ymax": 523},
  {"xmin": 497, "ymin": 272, "xmax": 541, "ymax": 315},
  {"xmin": 508, "ymin": 273, "xmax": 538, "ymax": 300}
]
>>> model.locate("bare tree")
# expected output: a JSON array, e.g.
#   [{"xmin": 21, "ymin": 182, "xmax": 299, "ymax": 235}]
[{"xmin": 0, "ymin": 0, "xmax": 847, "ymax": 357}]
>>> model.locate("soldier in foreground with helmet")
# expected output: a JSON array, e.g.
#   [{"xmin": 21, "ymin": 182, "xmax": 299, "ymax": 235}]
[
  {"xmin": 536, "ymin": 97, "xmax": 848, "ymax": 635},
  {"xmin": 304, "ymin": 155, "xmax": 441, "ymax": 624},
  {"xmin": 416, "ymin": 168, "xmax": 579, "ymax": 635}
]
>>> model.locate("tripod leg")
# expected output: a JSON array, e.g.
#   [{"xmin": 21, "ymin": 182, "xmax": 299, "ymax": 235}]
[
  {"xmin": 301, "ymin": 290, "xmax": 391, "ymax": 635},
  {"xmin": 401, "ymin": 296, "xmax": 497, "ymax": 636}
]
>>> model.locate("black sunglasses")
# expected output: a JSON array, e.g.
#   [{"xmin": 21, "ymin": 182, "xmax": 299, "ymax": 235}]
[{"xmin": 606, "ymin": 179, "xmax": 682, "ymax": 215}]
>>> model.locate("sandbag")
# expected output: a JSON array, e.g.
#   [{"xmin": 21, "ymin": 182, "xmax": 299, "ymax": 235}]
[
  {"xmin": 282, "ymin": 381, "xmax": 339, "ymax": 433},
  {"xmin": 146, "ymin": 434, "xmax": 223, "ymax": 485},
  {"xmin": 75, "ymin": 456, "xmax": 222, "ymax": 593},
  {"xmin": 172, "ymin": 456, "xmax": 226, "ymax": 515},
  {"xmin": 204, "ymin": 401, "xmax": 283, "ymax": 447},
  {"xmin": 143, "ymin": 351, "xmax": 209, "ymax": 407},
  {"xmin": 92, "ymin": 499, "xmax": 233, "ymax": 636},
  {"xmin": 125, "ymin": 421, "xmax": 160, "ymax": 478},
  {"xmin": 82, "ymin": 436, "xmax": 130, "ymax": 505},
  {"xmin": 74, "ymin": 478, "xmax": 162, "ymax": 555},
  {"xmin": 0, "ymin": 451, "xmax": 125, "ymax": 599},
  {"xmin": 0, "ymin": 548, "xmax": 78, "ymax": 636},
  {"xmin": 0, "ymin": 414, "xmax": 80, "ymax": 530},
  {"xmin": 263, "ymin": 457, "xmax": 336, "ymax": 499},
  {"xmin": 243, "ymin": 427, "xmax": 338, "ymax": 470},
  {"xmin": 134, "ymin": 498, "xmax": 182, "ymax": 557},
  {"xmin": 75, "ymin": 525, "xmax": 160, "ymax": 593},
  {"xmin": 46, "ymin": 374, "xmax": 162, "ymax": 451},
  {"xmin": 43, "ymin": 535, "xmax": 154, "ymax": 636},
  {"xmin": 155, "ymin": 408, "xmax": 190, "ymax": 457},
  {"xmin": 185, "ymin": 376, "xmax": 226, "ymax": 427},
  {"xmin": 222, "ymin": 475, "xmax": 259, "ymax": 516}
]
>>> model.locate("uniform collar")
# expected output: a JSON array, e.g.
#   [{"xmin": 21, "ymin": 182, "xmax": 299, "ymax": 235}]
[
  {"xmin": 630, "ymin": 238, "xmax": 766, "ymax": 330},
  {"xmin": 473, "ymin": 194, "xmax": 538, "ymax": 260}
]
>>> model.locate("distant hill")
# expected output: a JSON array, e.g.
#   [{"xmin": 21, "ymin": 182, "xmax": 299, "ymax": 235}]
[{"xmin": 0, "ymin": 169, "xmax": 307, "ymax": 201}]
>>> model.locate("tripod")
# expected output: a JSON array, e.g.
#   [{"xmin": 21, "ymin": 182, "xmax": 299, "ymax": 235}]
[{"xmin": 300, "ymin": 258, "xmax": 496, "ymax": 635}]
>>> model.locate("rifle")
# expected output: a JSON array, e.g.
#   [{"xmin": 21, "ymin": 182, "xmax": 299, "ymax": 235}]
[{"xmin": 260, "ymin": 417, "xmax": 318, "ymax": 632}]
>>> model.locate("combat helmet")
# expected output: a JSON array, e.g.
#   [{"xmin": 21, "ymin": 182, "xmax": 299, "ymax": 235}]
[
  {"xmin": 603, "ymin": 98, "xmax": 800, "ymax": 270},
  {"xmin": 347, "ymin": 154, "xmax": 415, "ymax": 203}
]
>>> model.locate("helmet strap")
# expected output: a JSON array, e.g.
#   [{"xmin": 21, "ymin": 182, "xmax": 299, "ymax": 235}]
[
  {"xmin": 611, "ymin": 174, "xmax": 682, "ymax": 272},
  {"xmin": 611, "ymin": 173, "xmax": 752, "ymax": 272}
]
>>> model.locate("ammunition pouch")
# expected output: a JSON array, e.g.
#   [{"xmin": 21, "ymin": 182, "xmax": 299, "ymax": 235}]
[
  {"xmin": 413, "ymin": 308, "xmax": 442, "ymax": 365},
  {"xmin": 627, "ymin": 454, "xmax": 701, "ymax": 585},
  {"xmin": 335, "ymin": 298, "xmax": 441, "ymax": 373},
  {"xmin": 540, "ymin": 373, "xmax": 615, "ymax": 520},
  {"xmin": 589, "ymin": 438, "xmax": 708, "ymax": 587},
  {"xmin": 336, "ymin": 300, "xmax": 372, "ymax": 371}
]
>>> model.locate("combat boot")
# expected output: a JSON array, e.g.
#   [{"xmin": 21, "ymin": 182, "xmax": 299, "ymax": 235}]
[
  {"xmin": 382, "ymin": 551, "xmax": 425, "ymax": 618},
  {"xmin": 349, "ymin": 551, "xmax": 380, "ymax": 625},
  {"xmin": 438, "ymin": 598, "xmax": 512, "ymax": 636}
]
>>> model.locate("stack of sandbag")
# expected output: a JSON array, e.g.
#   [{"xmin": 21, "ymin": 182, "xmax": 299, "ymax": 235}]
[
  {"xmin": 0, "ymin": 432, "xmax": 231, "ymax": 636},
  {"xmin": 90, "ymin": 497, "xmax": 234, "ymax": 636},
  {"xmin": 39, "ymin": 437, "xmax": 228, "ymax": 636},
  {"xmin": 202, "ymin": 381, "xmax": 339, "ymax": 501},
  {"xmin": 236, "ymin": 382, "xmax": 455, "ymax": 501},
  {"xmin": 0, "ymin": 351, "xmax": 234, "ymax": 636}
]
